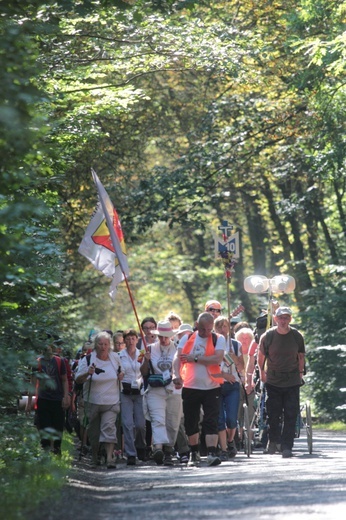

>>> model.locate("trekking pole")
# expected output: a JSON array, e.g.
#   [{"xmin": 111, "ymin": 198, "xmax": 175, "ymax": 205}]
[{"xmin": 79, "ymin": 374, "xmax": 92, "ymax": 461}]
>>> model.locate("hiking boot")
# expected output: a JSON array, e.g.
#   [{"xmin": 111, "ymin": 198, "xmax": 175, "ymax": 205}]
[
  {"xmin": 153, "ymin": 449, "xmax": 164, "ymax": 465},
  {"xmin": 106, "ymin": 459, "xmax": 117, "ymax": 469},
  {"xmin": 136, "ymin": 448, "xmax": 147, "ymax": 461},
  {"xmin": 179, "ymin": 452, "xmax": 189, "ymax": 464},
  {"xmin": 80, "ymin": 445, "xmax": 89, "ymax": 456},
  {"xmin": 207, "ymin": 453, "xmax": 221, "ymax": 466},
  {"xmin": 188, "ymin": 451, "xmax": 201, "ymax": 467},
  {"xmin": 264, "ymin": 441, "xmax": 277, "ymax": 455},
  {"xmin": 282, "ymin": 449, "xmax": 293, "ymax": 458},
  {"xmin": 127, "ymin": 456, "xmax": 136, "ymax": 466},
  {"xmin": 227, "ymin": 440, "xmax": 238, "ymax": 458},
  {"xmin": 91, "ymin": 451, "xmax": 101, "ymax": 467},
  {"xmin": 163, "ymin": 453, "xmax": 174, "ymax": 466},
  {"xmin": 220, "ymin": 450, "xmax": 229, "ymax": 461}
]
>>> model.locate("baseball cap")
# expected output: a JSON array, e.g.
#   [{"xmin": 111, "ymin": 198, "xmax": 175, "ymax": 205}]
[{"xmin": 275, "ymin": 306, "xmax": 292, "ymax": 317}]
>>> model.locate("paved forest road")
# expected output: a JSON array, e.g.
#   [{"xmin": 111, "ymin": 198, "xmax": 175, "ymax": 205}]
[{"xmin": 30, "ymin": 430, "xmax": 346, "ymax": 520}]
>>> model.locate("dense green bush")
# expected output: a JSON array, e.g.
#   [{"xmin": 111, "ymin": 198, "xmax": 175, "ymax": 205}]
[
  {"xmin": 0, "ymin": 413, "xmax": 72, "ymax": 520},
  {"xmin": 306, "ymin": 346, "xmax": 346, "ymax": 422}
]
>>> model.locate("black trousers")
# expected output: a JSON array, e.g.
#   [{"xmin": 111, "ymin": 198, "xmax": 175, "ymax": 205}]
[
  {"xmin": 36, "ymin": 397, "xmax": 65, "ymax": 452},
  {"xmin": 182, "ymin": 387, "xmax": 221, "ymax": 437},
  {"xmin": 265, "ymin": 383, "xmax": 300, "ymax": 450}
]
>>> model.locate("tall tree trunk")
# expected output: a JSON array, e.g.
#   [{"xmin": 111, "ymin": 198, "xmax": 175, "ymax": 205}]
[
  {"xmin": 313, "ymin": 192, "xmax": 339, "ymax": 264},
  {"xmin": 241, "ymin": 192, "xmax": 268, "ymax": 274},
  {"xmin": 261, "ymin": 175, "xmax": 292, "ymax": 267},
  {"xmin": 333, "ymin": 179, "xmax": 346, "ymax": 239},
  {"xmin": 277, "ymin": 179, "xmax": 313, "ymax": 301}
]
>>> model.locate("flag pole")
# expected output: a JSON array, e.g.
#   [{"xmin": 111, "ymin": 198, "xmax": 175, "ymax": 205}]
[
  {"xmin": 123, "ymin": 275, "xmax": 148, "ymax": 351},
  {"xmin": 91, "ymin": 169, "xmax": 148, "ymax": 351}
]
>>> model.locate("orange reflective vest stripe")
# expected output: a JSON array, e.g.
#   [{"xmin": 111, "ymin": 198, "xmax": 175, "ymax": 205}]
[{"xmin": 180, "ymin": 332, "xmax": 223, "ymax": 383}]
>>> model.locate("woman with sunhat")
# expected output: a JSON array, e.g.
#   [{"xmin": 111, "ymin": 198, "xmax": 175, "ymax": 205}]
[{"xmin": 140, "ymin": 320, "xmax": 182, "ymax": 466}]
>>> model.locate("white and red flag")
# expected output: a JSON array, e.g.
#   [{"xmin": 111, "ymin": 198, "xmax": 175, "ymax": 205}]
[{"xmin": 78, "ymin": 169, "xmax": 129, "ymax": 299}]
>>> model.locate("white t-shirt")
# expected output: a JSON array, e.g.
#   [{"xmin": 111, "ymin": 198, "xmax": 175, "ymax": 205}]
[
  {"xmin": 145, "ymin": 340, "xmax": 180, "ymax": 394},
  {"xmin": 149, "ymin": 341, "xmax": 176, "ymax": 375},
  {"xmin": 119, "ymin": 349, "xmax": 142, "ymax": 386},
  {"xmin": 76, "ymin": 351, "xmax": 122, "ymax": 405},
  {"xmin": 178, "ymin": 333, "xmax": 225, "ymax": 390}
]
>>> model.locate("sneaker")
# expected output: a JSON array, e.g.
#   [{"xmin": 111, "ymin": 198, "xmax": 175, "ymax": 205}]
[
  {"xmin": 220, "ymin": 450, "xmax": 229, "ymax": 461},
  {"xmin": 163, "ymin": 453, "xmax": 174, "ymax": 466},
  {"xmin": 107, "ymin": 459, "xmax": 117, "ymax": 469},
  {"xmin": 264, "ymin": 441, "xmax": 277, "ymax": 455},
  {"xmin": 282, "ymin": 449, "xmax": 293, "ymax": 458},
  {"xmin": 127, "ymin": 456, "xmax": 136, "ymax": 466},
  {"xmin": 179, "ymin": 452, "xmax": 189, "ymax": 464},
  {"xmin": 153, "ymin": 449, "xmax": 164, "ymax": 465},
  {"xmin": 188, "ymin": 451, "xmax": 201, "ymax": 467},
  {"xmin": 80, "ymin": 445, "xmax": 89, "ymax": 456},
  {"xmin": 227, "ymin": 440, "xmax": 238, "ymax": 458},
  {"xmin": 207, "ymin": 453, "xmax": 221, "ymax": 466}
]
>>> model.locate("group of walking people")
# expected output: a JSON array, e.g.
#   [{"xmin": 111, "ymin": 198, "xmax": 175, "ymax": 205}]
[{"xmin": 27, "ymin": 300, "xmax": 305, "ymax": 467}]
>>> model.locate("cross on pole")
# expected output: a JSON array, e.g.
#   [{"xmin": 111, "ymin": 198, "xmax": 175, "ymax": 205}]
[{"xmin": 218, "ymin": 220, "xmax": 233, "ymax": 242}]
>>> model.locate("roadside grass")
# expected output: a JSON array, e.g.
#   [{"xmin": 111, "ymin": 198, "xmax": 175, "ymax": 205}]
[
  {"xmin": 0, "ymin": 413, "xmax": 74, "ymax": 520},
  {"xmin": 312, "ymin": 421, "xmax": 346, "ymax": 432}
]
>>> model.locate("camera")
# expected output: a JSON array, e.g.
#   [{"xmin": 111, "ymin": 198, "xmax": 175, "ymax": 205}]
[{"xmin": 94, "ymin": 367, "xmax": 105, "ymax": 375}]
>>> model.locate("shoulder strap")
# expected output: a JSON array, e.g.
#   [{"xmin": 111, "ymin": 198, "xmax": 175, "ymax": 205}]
[
  {"xmin": 212, "ymin": 332, "xmax": 217, "ymax": 347},
  {"xmin": 261, "ymin": 329, "xmax": 274, "ymax": 370},
  {"xmin": 264, "ymin": 329, "xmax": 275, "ymax": 355},
  {"xmin": 290, "ymin": 327, "xmax": 304, "ymax": 350},
  {"xmin": 231, "ymin": 339, "xmax": 238, "ymax": 356},
  {"xmin": 53, "ymin": 355, "xmax": 62, "ymax": 375},
  {"xmin": 86, "ymin": 353, "xmax": 92, "ymax": 366},
  {"xmin": 149, "ymin": 359, "xmax": 156, "ymax": 375}
]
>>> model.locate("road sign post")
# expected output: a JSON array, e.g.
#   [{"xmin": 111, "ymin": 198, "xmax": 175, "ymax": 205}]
[{"xmin": 214, "ymin": 220, "xmax": 240, "ymax": 323}]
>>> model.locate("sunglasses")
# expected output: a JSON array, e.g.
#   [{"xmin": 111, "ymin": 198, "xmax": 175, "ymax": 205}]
[{"xmin": 207, "ymin": 307, "xmax": 221, "ymax": 313}]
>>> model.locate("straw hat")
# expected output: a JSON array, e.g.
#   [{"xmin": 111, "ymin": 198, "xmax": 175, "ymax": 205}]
[{"xmin": 151, "ymin": 320, "xmax": 176, "ymax": 338}]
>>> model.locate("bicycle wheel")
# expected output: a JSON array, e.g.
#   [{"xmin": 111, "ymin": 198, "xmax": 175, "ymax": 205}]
[
  {"xmin": 305, "ymin": 401, "xmax": 313, "ymax": 454},
  {"xmin": 295, "ymin": 406, "xmax": 302, "ymax": 439},
  {"xmin": 243, "ymin": 403, "xmax": 251, "ymax": 458}
]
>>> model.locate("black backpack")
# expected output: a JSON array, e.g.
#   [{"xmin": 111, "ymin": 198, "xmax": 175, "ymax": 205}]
[{"xmin": 254, "ymin": 312, "xmax": 269, "ymax": 343}]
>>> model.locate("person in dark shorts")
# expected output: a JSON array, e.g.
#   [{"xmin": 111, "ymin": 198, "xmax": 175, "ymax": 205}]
[{"xmin": 173, "ymin": 312, "xmax": 225, "ymax": 467}]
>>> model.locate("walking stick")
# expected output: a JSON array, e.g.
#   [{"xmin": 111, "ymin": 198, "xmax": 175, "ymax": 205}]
[{"xmin": 79, "ymin": 375, "xmax": 92, "ymax": 461}]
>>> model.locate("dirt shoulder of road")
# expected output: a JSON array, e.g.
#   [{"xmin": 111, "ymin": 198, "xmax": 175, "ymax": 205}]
[{"xmin": 27, "ymin": 444, "xmax": 158, "ymax": 520}]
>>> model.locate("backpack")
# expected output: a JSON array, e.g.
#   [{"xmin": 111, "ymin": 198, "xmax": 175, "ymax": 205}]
[
  {"xmin": 254, "ymin": 312, "xmax": 270, "ymax": 343},
  {"xmin": 35, "ymin": 355, "xmax": 65, "ymax": 408}
]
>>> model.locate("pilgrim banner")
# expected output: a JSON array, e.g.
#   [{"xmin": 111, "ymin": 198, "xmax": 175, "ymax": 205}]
[{"xmin": 78, "ymin": 169, "xmax": 129, "ymax": 299}]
